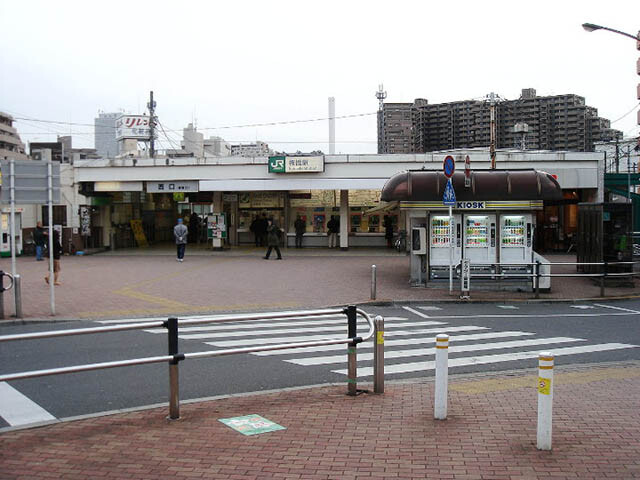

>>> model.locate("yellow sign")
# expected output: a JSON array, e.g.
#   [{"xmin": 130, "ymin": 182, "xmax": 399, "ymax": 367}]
[
  {"xmin": 377, "ymin": 331, "xmax": 384, "ymax": 344},
  {"xmin": 130, "ymin": 219, "xmax": 149, "ymax": 247},
  {"xmin": 538, "ymin": 377, "xmax": 551, "ymax": 395}
]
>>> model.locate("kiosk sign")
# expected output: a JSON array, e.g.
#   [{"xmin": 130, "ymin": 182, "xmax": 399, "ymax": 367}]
[{"xmin": 443, "ymin": 155, "xmax": 455, "ymax": 178}]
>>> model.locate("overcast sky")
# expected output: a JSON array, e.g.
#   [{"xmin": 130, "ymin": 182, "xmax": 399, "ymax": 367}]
[{"xmin": 1, "ymin": 0, "xmax": 639, "ymax": 155}]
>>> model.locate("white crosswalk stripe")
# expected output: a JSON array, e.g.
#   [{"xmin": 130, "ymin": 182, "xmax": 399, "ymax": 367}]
[
  {"xmin": 334, "ymin": 343, "xmax": 638, "ymax": 377},
  {"xmin": 286, "ymin": 337, "xmax": 584, "ymax": 366}
]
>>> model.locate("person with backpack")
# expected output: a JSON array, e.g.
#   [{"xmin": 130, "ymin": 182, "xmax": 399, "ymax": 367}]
[
  {"xmin": 174, "ymin": 218, "xmax": 188, "ymax": 262},
  {"xmin": 44, "ymin": 229, "xmax": 63, "ymax": 285}
]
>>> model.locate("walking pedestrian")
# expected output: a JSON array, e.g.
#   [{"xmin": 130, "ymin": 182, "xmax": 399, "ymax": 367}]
[
  {"xmin": 34, "ymin": 221, "xmax": 47, "ymax": 261},
  {"xmin": 189, "ymin": 214, "xmax": 200, "ymax": 244},
  {"xmin": 174, "ymin": 218, "xmax": 188, "ymax": 262},
  {"xmin": 327, "ymin": 215, "xmax": 339, "ymax": 248},
  {"xmin": 294, "ymin": 215, "xmax": 306, "ymax": 248},
  {"xmin": 250, "ymin": 215, "xmax": 260, "ymax": 247},
  {"xmin": 44, "ymin": 230, "xmax": 63, "ymax": 286},
  {"xmin": 384, "ymin": 215, "xmax": 394, "ymax": 249},
  {"xmin": 263, "ymin": 218, "xmax": 283, "ymax": 260},
  {"xmin": 258, "ymin": 213, "xmax": 268, "ymax": 247}
]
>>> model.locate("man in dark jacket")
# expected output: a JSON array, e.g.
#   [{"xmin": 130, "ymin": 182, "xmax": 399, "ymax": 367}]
[
  {"xmin": 263, "ymin": 218, "xmax": 283, "ymax": 260},
  {"xmin": 294, "ymin": 215, "xmax": 306, "ymax": 248},
  {"xmin": 44, "ymin": 230, "xmax": 63, "ymax": 285},
  {"xmin": 327, "ymin": 215, "xmax": 339, "ymax": 248},
  {"xmin": 34, "ymin": 221, "xmax": 47, "ymax": 261}
]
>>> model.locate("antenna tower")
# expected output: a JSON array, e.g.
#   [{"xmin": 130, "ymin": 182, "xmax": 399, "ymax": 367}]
[{"xmin": 376, "ymin": 84, "xmax": 387, "ymax": 110}]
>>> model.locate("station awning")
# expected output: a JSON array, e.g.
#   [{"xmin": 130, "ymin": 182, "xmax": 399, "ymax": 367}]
[
  {"xmin": 199, "ymin": 178, "xmax": 388, "ymax": 191},
  {"xmin": 380, "ymin": 169, "xmax": 563, "ymax": 202}
]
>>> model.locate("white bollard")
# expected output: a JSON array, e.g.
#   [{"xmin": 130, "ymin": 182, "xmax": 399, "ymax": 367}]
[
  {"xmin": 434, "ymin": 334, "xmax": 449, "ymax": 420},
  {"xmin": 536, "ymin": 352, "xmax": 554, "ymax": 450}
]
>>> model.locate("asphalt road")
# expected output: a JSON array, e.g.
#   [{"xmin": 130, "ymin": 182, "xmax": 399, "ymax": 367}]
[{"xmin": 1, "ymin": 299, "xmax": 640, "ymax": 429}]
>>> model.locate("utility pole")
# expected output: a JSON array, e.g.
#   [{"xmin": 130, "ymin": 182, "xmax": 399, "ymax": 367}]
[
  {"xmin": 487, "ymin": 92, "xmax": 500, "ymax": 169},
  {"xmin": 148, "ymin": 91, "xmax": 156, "ymax": 158}
]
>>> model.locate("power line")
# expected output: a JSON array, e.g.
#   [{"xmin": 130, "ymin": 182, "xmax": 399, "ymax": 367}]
[{"xmin": 611, "ymin": 102, "xmax": 640, "ymax": 124}]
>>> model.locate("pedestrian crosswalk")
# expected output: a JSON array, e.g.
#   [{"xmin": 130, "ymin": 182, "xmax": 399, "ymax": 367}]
[{"xmin": 128, "ymin": 307, "xmax": 639, "ymax": 379}]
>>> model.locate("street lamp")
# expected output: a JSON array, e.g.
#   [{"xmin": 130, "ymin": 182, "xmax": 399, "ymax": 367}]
[
  {"xmin": 582, "ymin": 22, "xmax": 640, "ymax": 207},
  {"xmin": 581, "ymin": 23, "xmax": 639, "ymax": 42}
]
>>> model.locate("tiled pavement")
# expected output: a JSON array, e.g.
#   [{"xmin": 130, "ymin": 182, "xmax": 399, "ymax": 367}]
[
  {"xmin": 0, "ymin": 246, "xmax": 638, "ymax": 322},
  {"xmin": 1, "ymin": 363, "xmax": 639, "ymax": 479}
]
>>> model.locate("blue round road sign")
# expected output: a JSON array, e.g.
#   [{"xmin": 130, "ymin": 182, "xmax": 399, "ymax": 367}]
[{"xmin": 443, "ymin": 155, "xmax": 455, "ymax": 178}]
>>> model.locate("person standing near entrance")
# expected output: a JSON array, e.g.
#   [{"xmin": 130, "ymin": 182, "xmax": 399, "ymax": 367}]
[
  {"xmin": 44, "ymin": 230, "xmax": 62, "ymax": 285},
  {"xmin": 294, "ymin": 215, "xmax": 306, "ymax": 248},
  {"xmin": 263, "ymin": 218, "xmax": 283, "ymax": 260},
  {"xmin": 174, "ymin": 218, "xmax": 188, "ymax": 262},
  {"xmin": 34, "ymin": 221, "xmax": 47, "ymax": 261},
  {"xmin": 384, "ymin": 215, "xmax": 394, "ymax": 249},
  {"xmin": 327, "ymin": 215, "xmax": 339, "ymax": 248}
]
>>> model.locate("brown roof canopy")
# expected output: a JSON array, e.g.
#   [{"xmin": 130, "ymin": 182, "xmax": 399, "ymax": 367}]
[{"xmin": 381, "ymin": 169, "xmax": 563, "ymax": 202}]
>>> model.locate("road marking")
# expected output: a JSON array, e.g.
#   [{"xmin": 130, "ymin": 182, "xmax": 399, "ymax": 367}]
[
  {"xmin": 403, "ymin": 306, "xmax": 431, "ymax": 318},
  {"xmin": 0, "ymin": 382, "xmax": 56, "ymax": 426},
  {"xmin": 250, "ymin": 330, "xmax": 530, "ymax": 356},
  {"xmin": 571, "ymin": 305, "xmax": 595, "ymax": 310},
  {"xmin": 497, "ymin": 305, "xmax": 519, "ymax": 310},
  {"xmin": 418, "ymin": 306, "xmax": 442, "ymax": 311},
  {"xmin": 287, "ymin": 337, "xmax": 583, "ymax": 366},
  {"xmin": 178, "ymin": 319, "xmax": 443, "ymax": 340},
  {"xmin": 333, "ymin": 343, "xmax": 638, "ymax": 376},
  {"xmin": 205, "ymin": 325, "xmax": 488, "ymax": 348},
  {"xmin": 407, "ymin": 312, "xmax": 638, "ymax": 320},
  {"xmin": 593, "ymin": 304, "xmax": 640, "ymax": 314}
]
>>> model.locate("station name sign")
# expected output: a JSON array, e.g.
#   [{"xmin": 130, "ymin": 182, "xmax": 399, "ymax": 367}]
[
  {"xmin": 146, "ymin": 181, "xmax": 198, "ymax": 192},
  {"xmin": 268, "ymin": 155, "xmax": 324, "ymax": 173}
]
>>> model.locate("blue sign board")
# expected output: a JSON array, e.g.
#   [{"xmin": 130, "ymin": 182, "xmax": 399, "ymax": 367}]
[
  {"xmin": 443, "ymin": 155, "xmax": 455, "ymax": 178},
  {"xmin": 443, "ymin": 179, "xmax": 456, "ymax": 205}
]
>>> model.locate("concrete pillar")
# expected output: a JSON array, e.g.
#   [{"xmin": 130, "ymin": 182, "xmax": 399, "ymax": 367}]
[{"xmin": 340, "ymin": 190, "xmax": 349, "ymax": 250}]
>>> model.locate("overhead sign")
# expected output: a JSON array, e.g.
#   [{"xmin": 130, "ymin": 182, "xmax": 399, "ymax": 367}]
[
  {"xmin": 115, "ymin": 115, "xmax": 151, "ymax": 140},
  {"xmin": 443, "ymin": 155, "xmax": 455, "ymax": 178},
  {"xmin": 146, "ymin": 181, "xmax": 198, "ymax": 193},
  {"xmin": 269, "ymin": 155, "xmax": 324, "ymax": 173},
  {"xmin": 443, "ymin": 179, "xmax": 456, "ymax": 205},
  {"xmin": 94, "ymin": 181, "xmax": 143, "ymax": 192},
  {"xmin": 0, "ymin": 160, "xmax": 60, "ymax": 204}
]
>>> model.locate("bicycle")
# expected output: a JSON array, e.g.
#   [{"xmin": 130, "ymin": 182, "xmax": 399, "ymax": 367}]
[{"xmin": 394, "ymin": 230, "xmax": 407, "ymax": 252}]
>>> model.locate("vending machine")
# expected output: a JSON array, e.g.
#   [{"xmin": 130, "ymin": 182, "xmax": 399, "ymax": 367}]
[
  {"xmin": 462, "ymin": 214, "xmax": 496, "ymax": 265},
  {"xmin": 500, "ymin": 214, "xmax": 533, "ymax": 263},
  {"xmin": 429, "ymin": 214, "xmax": 461, "ymax": 279}
]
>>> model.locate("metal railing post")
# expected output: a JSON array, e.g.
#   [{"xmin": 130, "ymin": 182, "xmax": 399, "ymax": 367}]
[
  {"xmin": 600, "ymin": 261, "xmax": 607, "ymax": 297},
  {"xmin": 371, "ymin": 265, "xmax": 377, "ymax": 300},
  {"xmin": 346, "ymin": 305, "xmax": 358, "ymax": 396},
  {"xmin": 535, "ymin": 260, "xmax": 541, "ymax": 299},
  {"xmin": 14, "ymin": 274, "xmax": 22, "ymax": 319},
  {"xmin": 166, "ymin": 317, "xmax": 181, "ymax": 420},
  {"xmin": 373, "ymin": 316, "xmax": 384, "ymax": 394},
  {"xmin": 0, "ymin": 271, "xmax": 4, "ymax": 320}
]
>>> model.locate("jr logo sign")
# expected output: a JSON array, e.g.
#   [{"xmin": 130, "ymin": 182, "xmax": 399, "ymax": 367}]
[{"xmin": 268, "ymin": 156, "xmax": 286, "ymax": 173}]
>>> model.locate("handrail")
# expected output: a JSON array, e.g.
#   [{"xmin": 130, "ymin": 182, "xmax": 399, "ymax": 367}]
[{"xmin": 0, "ymin": 306, "xmax": 379, "ymax": 419}]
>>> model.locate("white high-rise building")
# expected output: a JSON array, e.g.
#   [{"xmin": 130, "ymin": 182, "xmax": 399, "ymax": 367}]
[
  {"xmin": 230, "ymin": 141, "xmax": 271, "ymax": 157},
  {"xmin": 94, "ymin": 112, "xmax": 119, "ymax": 158}
]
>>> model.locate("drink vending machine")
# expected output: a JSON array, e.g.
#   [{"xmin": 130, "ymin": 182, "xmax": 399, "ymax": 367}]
[
  {"xmin": 462, "ymin": 214, "xmax": 497, "ymax": 265},
  {"xmin": 500, "ymin": 214, "xmax": 533, "ymax": 263},
  {"xmin": 429, "ymin": 214, "xmax": 461, "ymax": 279}
]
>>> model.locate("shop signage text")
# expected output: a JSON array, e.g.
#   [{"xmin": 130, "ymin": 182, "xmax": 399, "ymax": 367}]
[
  {"xmin": 456, "ymin": 201, "xmax": 485, "ymax": 209},
  {"xmin": 115, "ymin": 115, "xmax": 151, "ymax": 140}
]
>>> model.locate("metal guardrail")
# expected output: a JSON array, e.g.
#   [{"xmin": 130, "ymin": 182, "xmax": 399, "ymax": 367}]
[
  {"xmin": 457, "ymin": 260, "xmax": 640, "ymax": 299},
  {"xmin": 0, "ymin": 306, "xmax": 383, "ymax": 420}
]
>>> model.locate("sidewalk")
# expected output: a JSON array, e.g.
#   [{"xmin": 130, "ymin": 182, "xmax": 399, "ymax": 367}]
[
  {"xmin": 1, "ymin": 362, "xmax": 639, "ymax": 479},
  {"xmin": 1, "ymin": 246, "xmax": 639, "ymax": 322}
]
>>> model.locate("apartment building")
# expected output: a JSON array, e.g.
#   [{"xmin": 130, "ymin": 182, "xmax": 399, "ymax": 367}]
[
  {"xmin": 0, "ymin": 111, "xmax": 28, "ymax": 160},
  {"xmin": 379, "ymin": 88, "xmax": 622, "ymax": 154},
  {"xmin": 94, "ymin": 112, "xmax": 119, "ymax": 158}
]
